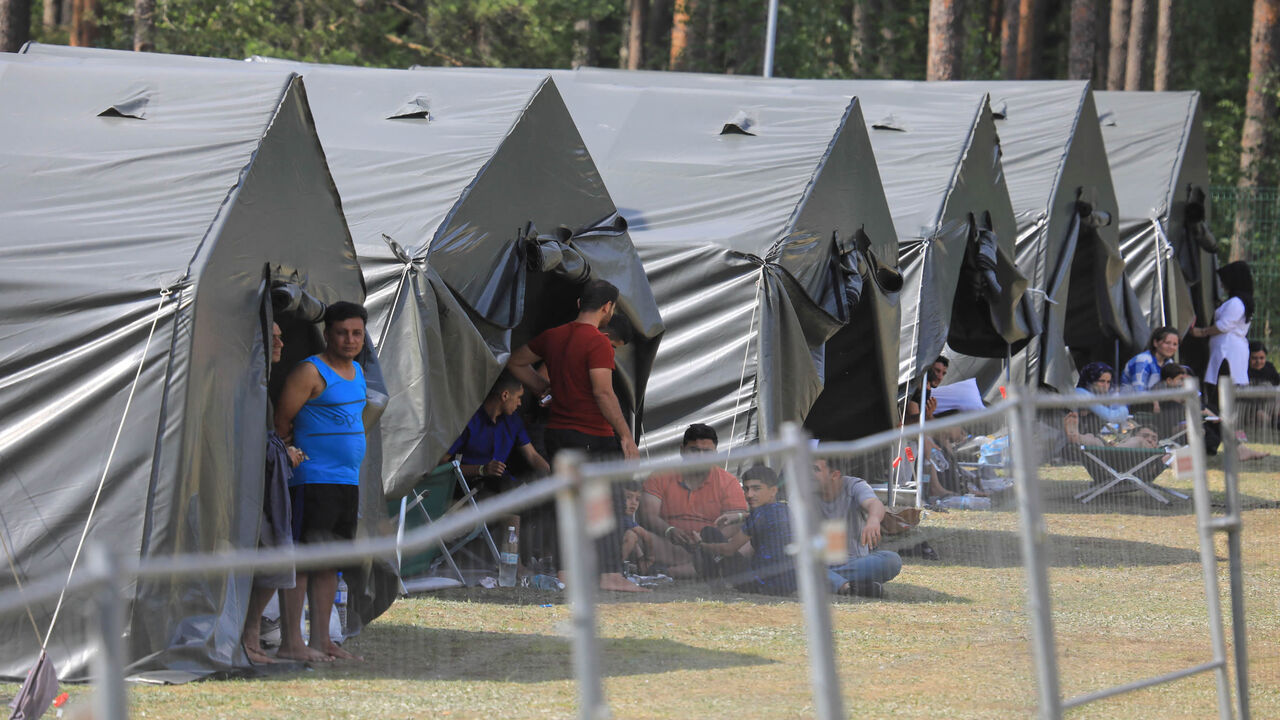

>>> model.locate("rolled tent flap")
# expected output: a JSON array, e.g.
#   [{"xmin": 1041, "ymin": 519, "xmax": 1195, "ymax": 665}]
[
  {"xmin": 521, "ymin": 213, "xmax": 630, "ymax": 283},
  {"xmin": 947, "ymin": 217, "xmax": 1037, "ymax": 358}
]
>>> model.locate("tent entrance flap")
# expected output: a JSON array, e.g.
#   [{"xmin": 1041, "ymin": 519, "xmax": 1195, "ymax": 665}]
[
  {"xmin": 1063, "ymin": 226, "xmax": 1129, "ymax": 351},
  {"xmin": 946, "ymin": 214, "xmax": 1036, "ymax": 358}
]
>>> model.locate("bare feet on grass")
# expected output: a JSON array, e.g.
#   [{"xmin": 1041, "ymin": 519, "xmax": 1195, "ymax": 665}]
[
  {"xmin": 277, "ymin": 643, "xmax": 332, "ymax": 663},
  {"xmin": 243, "ymin": 643, "xmax": 277, "ymax": 665},
  {"xmin": 1238, "ymin": 444, "xmax": 1270, "ymax": 462},
  {"xmin": 599, "ymin": 572, "xmax": 650, "ymax": 593},
  {"xmin": 319, "ymin": 642, "xmax": 363, "ymax": 661}
]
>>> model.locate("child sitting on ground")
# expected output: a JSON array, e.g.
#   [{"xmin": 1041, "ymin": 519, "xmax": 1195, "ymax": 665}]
[
  {"xmin": 729, "ymin": 465, "xmax": 796, "ymax": 596},
  {"xmin": 620, "ymin": 482, "xmax": 654, "ymax": 574}
]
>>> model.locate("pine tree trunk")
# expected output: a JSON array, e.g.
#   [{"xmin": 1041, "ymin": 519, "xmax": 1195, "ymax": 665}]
[
  {"xmin": 1153, "ymin": 0, "xmax": 1172, "ymax": 90},
  {"xmin": 133, "ymin": 0, "xmax": 154, "ymax": 51},
  {"xmin": 1106, "ymin": 0, "xmax": 1129, "ymax": 89},
  {"xmin": 927, "ymin": 0, "xmax": 964, "ymax": 80},
  {"xmin": 850, "ymin": 0, "xmax": 878, "ymax": 76},
  {"xmin": 1124, "ymin": 0, "xmax": 1152, "ymax": 89},
  {"xmin": 626, "ymin": 0, "xmax": 644, "ymax": 69},
  {"xmin": 987, "ymin": 0, "xmax": 1002, "ymax": 41},
  {"xmin": 0, "ymin": 0, "xmax": 31, "ymax": 51},
  {"xmin": 1001, "ymin": 0, "xmax": 1019, "ymax": 77},
  {"xmin": 1068, "ymin": 0, "xmax": 1098, "ymax": 80},
  {"xmin": 1016, "ymin": 0, "xmax": 1038, "ymax": 78},
  {"xmin": 1233, "ymin": 0, "xmax": 1280, "ymax": 262},
  {"xmin": 670, "ymin": 0, "xmax": 691, "ymax": 69},
  {"xmin": 572, "ymin": 18, "xmax": 598, "ymax": 68},
  {"xmin": 69, "ymin": 0, "xmax": 95, "ymax": 46},
  {"xmin": 1094, "ymin": 0, "xmax": 1110, "ymax": 85},
  {"xmin": 42, "ymin": 0, "xmax": 56, "ymax": 30}
]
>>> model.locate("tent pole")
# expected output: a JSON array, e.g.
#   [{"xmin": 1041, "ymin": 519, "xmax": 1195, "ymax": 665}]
[
  {"xmin": 762, "ymin": 0, "xmax": 779, "ymax": 77},
  {"xmin": 914, "ymin": 372, "xmax": 927, "ymax": 509}
]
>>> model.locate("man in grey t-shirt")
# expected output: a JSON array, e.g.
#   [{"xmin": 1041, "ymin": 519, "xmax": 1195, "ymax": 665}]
[{"xmin": 813, "ymin": 457, "xmax": 902, "ymax": 597}]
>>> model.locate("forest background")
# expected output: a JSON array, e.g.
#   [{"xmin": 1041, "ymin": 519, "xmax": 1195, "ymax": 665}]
[{"xmin": 0, "ymin": 0, "xmax": 1277, "ymax": 250}]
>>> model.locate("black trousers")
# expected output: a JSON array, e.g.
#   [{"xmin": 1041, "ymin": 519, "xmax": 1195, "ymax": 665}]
[{"xmin": 543, "ymin": 427, "xmax": 626, "ymax": 574}]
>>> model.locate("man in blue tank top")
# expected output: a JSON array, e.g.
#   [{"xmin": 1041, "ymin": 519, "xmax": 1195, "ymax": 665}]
[{"xmin": 275, "ymin": 301, "xmax": 368, "ymax": 662}]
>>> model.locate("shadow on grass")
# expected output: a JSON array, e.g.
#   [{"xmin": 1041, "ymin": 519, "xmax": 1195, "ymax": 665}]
[
  {"xmin": 912, "ymin": 527, "xmax": 1200, "ymax": 568},
  {"xmin": 280, "ymin": 625, "xmax": 773, "ymax": 682},
  {"xmin": 1034, "ymin": 475, "xmax": 1280, "ymax": 517}
]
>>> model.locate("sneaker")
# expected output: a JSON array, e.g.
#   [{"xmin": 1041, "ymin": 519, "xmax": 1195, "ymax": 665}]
[
  {"xmin": 844, "ymin": 581, "xmax": 884, "ymax": 599},
  {"xmin": 259, "ymin": 617, "xmax": 281, "ymax": 649}
]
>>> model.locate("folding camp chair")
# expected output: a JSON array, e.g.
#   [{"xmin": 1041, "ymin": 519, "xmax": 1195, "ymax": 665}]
[
  {"xmin": 1073, "ymin": 444, "xmax": 1190, "ymax": 505},
  {"xmin": 392, "ymin": 460, "xmax": 502, "ymax": 589}
]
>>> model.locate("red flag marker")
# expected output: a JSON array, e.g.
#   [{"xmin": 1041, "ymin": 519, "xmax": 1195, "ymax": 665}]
[
  {"xmin": 904, "ymin": 446, "xmax": 915, "ymax": 462},
  {"xmin": 999, "ymin": 386, "xmax": 1008, "ymax": 399}
]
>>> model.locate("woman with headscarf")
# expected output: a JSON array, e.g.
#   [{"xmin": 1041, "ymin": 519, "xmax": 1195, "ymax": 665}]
[
  {"xmin": 1073, "ymin": 361, "xmax": 1129, "ymax": 435},
  {"xmin": 1191, "ymin": 261, "xmax": 1255, "ymax": 397}
]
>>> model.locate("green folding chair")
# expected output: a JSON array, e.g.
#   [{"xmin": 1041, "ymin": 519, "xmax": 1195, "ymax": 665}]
[
  {"xmin": 1073, "ymin": 444, "xmax": 1189, "ymax": 505},
  {"xmin": 391, "ymin": 460, "xmax": 501, "ymax": 589}
]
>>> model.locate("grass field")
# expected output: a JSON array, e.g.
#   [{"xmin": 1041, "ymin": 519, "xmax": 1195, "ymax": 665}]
[{"xmin": 10, "ymin": 449, "xmax": 1280, "ymax": 719}]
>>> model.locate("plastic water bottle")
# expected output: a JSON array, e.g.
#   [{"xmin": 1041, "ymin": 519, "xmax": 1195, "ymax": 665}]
[
  {"xmin": 499, "ymin": 525, "xmax": 519, "ymax": 587},
  {"xmin": 334, "ymin": 572, "xmax": 348, "ymax": 635}
]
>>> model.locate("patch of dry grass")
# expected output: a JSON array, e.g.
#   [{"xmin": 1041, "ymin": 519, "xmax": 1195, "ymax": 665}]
[{"xmin": 9, "ymin": 450, "xmax": 1280, "ymax": 719}]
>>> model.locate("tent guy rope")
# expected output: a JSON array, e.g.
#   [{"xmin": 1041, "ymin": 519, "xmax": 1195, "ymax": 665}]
[{"xmin": 41, "ymin": 288, "xmax": 172, "ymax": 652}]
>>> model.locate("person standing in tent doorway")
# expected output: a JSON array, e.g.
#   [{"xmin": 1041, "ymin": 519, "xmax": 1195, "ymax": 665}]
[
  {"xmin": 275, "ymin": 301, "xmax": 369, "ymax": 661},
  {"xmin": 241, "ymin": 322, "xmax": 305, "ymax": 665},
  {"xmin": 506, "ymin": 279, "xmax": 647, "ymax": 593}
]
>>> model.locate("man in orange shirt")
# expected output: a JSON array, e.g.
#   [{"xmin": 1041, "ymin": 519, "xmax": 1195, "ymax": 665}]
[{"xmin": 639, "ymin": 424, "xmax": 749, "ymax": 580}]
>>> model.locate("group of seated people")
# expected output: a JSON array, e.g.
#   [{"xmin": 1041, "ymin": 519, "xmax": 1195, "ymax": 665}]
[
  {"xmin": 441, "ymin": 401, "xmax": 904, "ymax": 597},
  {"xmin": 431, "ymin": 305, "xmax": 1276, "ymax": 597},
  {"xmin": 1063, "ymin": 326, "xmax": 1269, "ymax": 461}
]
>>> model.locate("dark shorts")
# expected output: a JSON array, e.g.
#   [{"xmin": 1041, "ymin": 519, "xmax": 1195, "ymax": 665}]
[{"xmin": 289, "ymin": 483, "xmax": 359, "ymax": 544}]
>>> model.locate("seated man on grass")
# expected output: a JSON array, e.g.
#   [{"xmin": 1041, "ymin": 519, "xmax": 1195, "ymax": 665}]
[
  {"xmin": 733, "ymin": 465, "xmax": 796, "ymax": 596},
  {"xmin": 639, "ymin": 424, "xmax": 749, "ymax": 580},
  {"xmin": 813, "ymin": 455, "xmax": 901, "ymax": 598}
]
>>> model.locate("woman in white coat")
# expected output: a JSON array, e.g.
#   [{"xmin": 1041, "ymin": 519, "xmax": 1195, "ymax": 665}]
[
  {"xmin": 1191, "ymin": 261, "xmax": 1255, "ymax": 392},
  {"xmin": 1190, "ymin": 261, "xmax": 1268, "ymax": 460}
]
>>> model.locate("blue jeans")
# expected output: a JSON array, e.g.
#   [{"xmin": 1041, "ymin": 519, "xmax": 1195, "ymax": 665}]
[{"xmin": 826, "ymin": 550, "xmax": 902, "ymax": 593}]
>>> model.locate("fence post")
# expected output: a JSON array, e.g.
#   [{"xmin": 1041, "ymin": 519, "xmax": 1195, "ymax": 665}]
[
  {"xmin": 1217, "ymin": 381, "xmax": 1251, "ymax": 720},
  {"xmin": 554, "ymin": 450, "xmax": 609, "ymax": 720},
  {"xmin": 1182, "ymin": 378, "xmax": 1234, "ymax": 719},
  {"xmin": 780, "ymin": 422, "xmax": 845, "ymax": 720},
  {"xmin": 1006, "ymin": 388, "xmax": 1062, "ymax": 720},
  {"xmin": 87, "ymin": 544, "xmax": 127, "ymax": 720}
]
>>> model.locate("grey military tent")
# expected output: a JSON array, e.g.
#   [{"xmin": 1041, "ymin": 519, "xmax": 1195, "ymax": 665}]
[
  {"xmin": 1095, "ymin": 91, "xmax": 1218, "ymax": 345},
  {"xmin": 828, "ymin": 82, "xmax": 1039, "ymax": 391},
  {"xmin": 576, "ymin": 72, "xmax": 1039, "ymax": 398},
  {"xmin": 937, "ymin": 81, "xmax": 1149, "ymax": 392},
  {"xmin": 459, "ymin": 68, "xmax": 903, "ymax": 450},
  {"xmin": 25, "ymin": 44, "xmax": 666, "ymax": 499},
  {"xmin": 0, "ymin": 55, "xmax": 366, "ymax": 680}
]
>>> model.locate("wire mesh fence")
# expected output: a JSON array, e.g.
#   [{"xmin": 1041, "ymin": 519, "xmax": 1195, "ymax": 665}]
[
  {"xmin": 0, "ymin": 385, "xmax": 1270, "ymax": 719},
  {"xmin": 1210, "ymin": 185, "xmax": 1280, "ymax": 348}
]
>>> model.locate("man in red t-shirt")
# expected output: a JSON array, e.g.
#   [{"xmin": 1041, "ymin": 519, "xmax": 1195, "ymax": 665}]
[
  {"xmin": 640, "ymin": 424, "xmax": 749, "ymax": 580},
  {"xmin": 507, "ymin": 279, "xmax": 645, "ymax": 592}
]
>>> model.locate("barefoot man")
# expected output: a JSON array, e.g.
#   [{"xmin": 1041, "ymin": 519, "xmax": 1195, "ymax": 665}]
[{"xmin": 275, "ymin": 302, "xmax": 369, "ymax": 661}]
